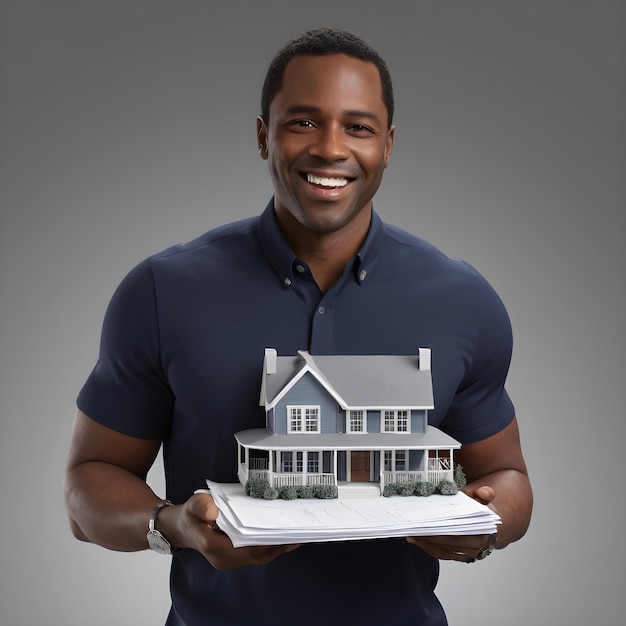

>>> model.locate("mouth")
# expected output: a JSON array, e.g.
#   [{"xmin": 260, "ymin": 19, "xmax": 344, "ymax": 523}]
[{"xmin": 304, "ymin": 173, "xmax": 353, "ymax": 189}]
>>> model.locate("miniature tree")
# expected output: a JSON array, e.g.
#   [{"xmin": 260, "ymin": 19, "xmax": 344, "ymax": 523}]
[{"xmin": 454, "ymin": 464, "xmax": 467, "ymax": 490}]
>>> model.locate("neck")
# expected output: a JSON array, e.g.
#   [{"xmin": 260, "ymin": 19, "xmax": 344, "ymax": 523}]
[{"xmin": 275, "ymin": 208, "xmax": 371, "ymax": 293}]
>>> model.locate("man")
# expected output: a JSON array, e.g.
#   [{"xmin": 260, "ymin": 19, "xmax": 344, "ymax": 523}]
[{"xmin": 65, "ymin": 27, "xmax": 532, "ymax": 625}]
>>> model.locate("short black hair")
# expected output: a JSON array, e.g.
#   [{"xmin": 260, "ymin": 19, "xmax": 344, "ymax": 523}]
[{"xmin": 261, "ymin": 27, "xmax": 394, "ymax": 128}]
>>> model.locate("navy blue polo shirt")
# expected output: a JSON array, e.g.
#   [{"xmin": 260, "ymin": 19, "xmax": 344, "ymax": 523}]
[{"xmin": 78, "ymin": 199, "xmax": 514, "ymax": 626}]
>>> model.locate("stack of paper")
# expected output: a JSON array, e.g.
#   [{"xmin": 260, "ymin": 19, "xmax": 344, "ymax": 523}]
[{"xmin": 206, "ymin": 480, "xmax": 500, "ymax": 547}]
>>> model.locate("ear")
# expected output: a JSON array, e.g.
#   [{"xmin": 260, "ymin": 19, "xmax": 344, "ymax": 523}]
[
  {"xmin": 256, "ymin": 116, "xmax": 269, "ymax": 160},
  {"xmin": 384, "ymin": 125, "xmax": 395, "ymax": 168}
]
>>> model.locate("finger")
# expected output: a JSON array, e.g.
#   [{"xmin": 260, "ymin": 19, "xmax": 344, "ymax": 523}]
[
  {"xmin": 469, "ymin": 485, "xmax": 496, "ymax": 505},
  {"xmin": 406, "ymin": 535, "xmax": 486, "ymax": 562},
  {"xmin": 189, "ymin": 492, "xmax": 221, "ymax": 523},
  {"xmin": 209, "ymin": 540, "xmax": 300, "ymax": 570}
]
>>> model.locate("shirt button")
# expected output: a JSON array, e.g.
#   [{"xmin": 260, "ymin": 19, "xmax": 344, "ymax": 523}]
[
  {"xmin": 359, "ymin": 270, "xmax": 367, "ymax": 281},
  {"xmin": 295, "ymin": 264, "xmax": 306, "ymax": 273},
  {"xmin": 283, "ymin": 278, "xmax": 292, "ymax": 286},
  {"xmin": 318, "ymin": 306, "xmax": 326, "ymax": 315}
]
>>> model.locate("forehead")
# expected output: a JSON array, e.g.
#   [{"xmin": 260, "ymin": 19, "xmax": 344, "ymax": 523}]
[{"xmin": 270, "ymin": 54, "xmax": 386, "ymax": 120}]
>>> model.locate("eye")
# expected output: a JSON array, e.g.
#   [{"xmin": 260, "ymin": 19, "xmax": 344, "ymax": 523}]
[
  {"xmin": 348, "ymin": 124, "xmax": 375, "ymax": 135},
  {"xmin": 288, "ymin": 119, "xmax": 317, "ymax": 131}
]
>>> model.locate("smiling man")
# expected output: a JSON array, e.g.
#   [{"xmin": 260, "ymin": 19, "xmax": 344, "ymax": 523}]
[
  {"xmin": 258, "ymin": 53, "xmax": 394, "ymax": 291},
  {"xmin": 65, "ymin": 28, "xmax": 532, "ymax": 626}
]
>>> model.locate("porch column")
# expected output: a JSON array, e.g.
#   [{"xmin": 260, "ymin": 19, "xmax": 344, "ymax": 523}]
[{"xmin": 266, "ymin": 449, "xmax": 273, "ymax": 487}]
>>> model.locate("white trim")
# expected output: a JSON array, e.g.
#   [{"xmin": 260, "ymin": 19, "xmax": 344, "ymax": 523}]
[{"xmin": 267, "ymin": 365, "xmax": 347, "ymax": 410}]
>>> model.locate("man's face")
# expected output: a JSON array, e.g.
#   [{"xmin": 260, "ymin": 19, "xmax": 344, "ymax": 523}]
[{"xmin": 257, "ymin": 54, "xmax": 394, "ymax": 238}]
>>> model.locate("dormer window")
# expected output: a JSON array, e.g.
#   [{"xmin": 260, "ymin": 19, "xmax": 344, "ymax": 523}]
[
  {"xmin": 382, "ymin": 410, "xmax": 409, "ymax": 433},
  {"xmin": 288, "ymin": 406, "xmax": 320, "ymax": 433}
]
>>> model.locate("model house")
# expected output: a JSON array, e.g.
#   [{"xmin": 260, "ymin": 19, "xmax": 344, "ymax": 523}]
[{"xmin": 235, "ymin": 348, "xmax": 461, "ymax": 496}]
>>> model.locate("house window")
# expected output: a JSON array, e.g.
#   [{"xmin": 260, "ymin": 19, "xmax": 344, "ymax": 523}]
[
  {"xmin": 384, "ymin": 450, "xmax": 408, "ymax": 471},
  {"xmin": 382, "ymin": 410, "xmax": 409, "ymax": 433},
  {"xmin": 307, "ymin": 452, "xmax": 319, "ymax": 473},
  {"xmin": 288, "ymin": 406, "xmax": 320, "ymax": 433},
  {"xmin": 282, "ymin": 452, "xmax": 293, "ymax": 473},
  {"xmin": 395, "ymin": 451, "xmax": 406, "ymax": 471},
  {"xmin": 348, "ymin": 410, "xmax": 365, "ymax": 433}
]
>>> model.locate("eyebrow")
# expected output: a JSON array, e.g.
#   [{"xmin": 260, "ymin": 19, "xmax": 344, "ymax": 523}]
[{"xmin": 283, "ymin": 105, "xmax": 382, "ymax": 123}]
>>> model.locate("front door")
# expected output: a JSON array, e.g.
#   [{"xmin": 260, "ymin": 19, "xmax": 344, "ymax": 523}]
[{"xmin": 350, "ymin": 451, "xmax": 371, "ymax": 482}]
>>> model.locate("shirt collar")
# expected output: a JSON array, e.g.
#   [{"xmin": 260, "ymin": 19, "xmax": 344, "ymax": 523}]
[{"xmin": 257, "ymin": 197, "xmax": 385, "ymax": 288}]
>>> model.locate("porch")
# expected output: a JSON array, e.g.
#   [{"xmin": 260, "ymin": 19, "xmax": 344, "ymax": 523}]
[{"xmin": 238, "ymin": 462, "xmax": 336, "ymax": 489}]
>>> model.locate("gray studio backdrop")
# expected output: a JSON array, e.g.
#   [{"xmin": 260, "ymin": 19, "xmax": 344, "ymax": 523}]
[{"xmin": 1, "ymin": 1, "xmax": 624, "ymax": 624}]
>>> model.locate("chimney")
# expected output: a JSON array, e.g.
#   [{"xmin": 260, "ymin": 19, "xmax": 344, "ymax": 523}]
[
  {"xmin": 265, "ymin": 348, "xmax": 277, "ymax": 375},
  {"xmin": 418, "ymin": 348, "xmax": 431, "ymax": 371}
]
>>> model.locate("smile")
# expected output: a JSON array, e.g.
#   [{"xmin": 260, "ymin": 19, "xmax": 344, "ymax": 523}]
[{"xmin": 306, "ymin": 173, "xmax": 350, "ymax": 188}]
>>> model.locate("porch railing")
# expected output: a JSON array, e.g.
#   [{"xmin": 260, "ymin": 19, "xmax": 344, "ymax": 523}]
[
  {"xmin": 237, "ymin": 464, "xmax": 335, "ymax": 489},
  {"xmin": 382, "ymin": 468, "xmax": 454, "ymax": 488}
]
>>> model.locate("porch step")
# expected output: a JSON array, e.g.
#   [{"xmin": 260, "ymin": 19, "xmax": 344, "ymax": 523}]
[{"xmin": 337, "ymin": 482, "xmax": 382, "ymax": 498}]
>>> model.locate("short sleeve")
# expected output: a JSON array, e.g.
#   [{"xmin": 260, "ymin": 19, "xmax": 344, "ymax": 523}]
[
  {"xmin": 77, "ymin": 258, "xmax": 174, "ymax": 439},
  {"xmin": 440, "ymin": 263, "xmax": 515, "ymax": 443}
]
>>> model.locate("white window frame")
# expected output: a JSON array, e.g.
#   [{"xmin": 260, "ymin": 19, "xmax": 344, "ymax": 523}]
[
  {"xmin": 384, "ymin": 450, "xmax": 408, "ymax": 471},
  {"xmin": 287, "ymin": 405, "xmax": 321, "ymax": 434},
  {"xmin": 307, "ymin": 451, "xmax": 320, "ymax": 474},
  {"xmin": 347, "ymin": 409, "xmax": 366, "ymax": 433},
  {"xmin": 282, "ymin": 451, "xmax": 293, "ymax": 473},
  {"xmin": 381, "ymin": 409, "xmax": 410, "ymax": 433}
]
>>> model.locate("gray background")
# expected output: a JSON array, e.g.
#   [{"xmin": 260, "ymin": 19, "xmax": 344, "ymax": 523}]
[{"xmin": 1, "ymin": 1, "xmax": 624, "ymax": 624}]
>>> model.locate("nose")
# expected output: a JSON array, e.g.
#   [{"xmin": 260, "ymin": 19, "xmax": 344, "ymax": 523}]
[{"xmin": 308, "ymin": 125, "xmax": 350, "ymax": 162}]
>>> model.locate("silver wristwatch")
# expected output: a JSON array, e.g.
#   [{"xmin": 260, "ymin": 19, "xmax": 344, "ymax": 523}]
[
  {"xmin": 146, "ymin": 501, "xmax": 175, "ymax": 555},
  {"xmin": 476, "ymin": 532, "xmax": 498, "ymax": 560}
]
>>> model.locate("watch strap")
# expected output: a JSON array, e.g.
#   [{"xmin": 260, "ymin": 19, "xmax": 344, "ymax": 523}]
[
  {"xmin": 147, "ymin": 501, "xmax": 175, "ymax": 554},
  {"xmin": 149, "ymin": 501, "xmax": 172, "ymax": 532}
]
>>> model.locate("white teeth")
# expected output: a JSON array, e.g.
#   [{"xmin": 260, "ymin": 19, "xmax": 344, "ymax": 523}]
[{"xmin": 306, "ymin": 173, "xmax": 349, "ymax": 187}]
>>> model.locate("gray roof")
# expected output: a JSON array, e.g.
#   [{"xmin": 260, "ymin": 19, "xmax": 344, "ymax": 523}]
[
  {"xmin": 235, "ymin": 427, "xmax": 460, "ymax": 451},
  {"xmin": 264, "ymin": 352, "xmax": 434, "ymax": 410}
]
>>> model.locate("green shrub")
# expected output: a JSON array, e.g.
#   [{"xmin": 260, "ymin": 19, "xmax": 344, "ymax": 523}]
[
  {"xmin": 263, "ymin": 486, "xmax": 279, "ymax": 500},
  {"xmin": 297, "ymin": 485, "xmax": 314, "ymax": 499},
  {"xmin": 437, "ymin": 480, "xmax": 459, "ymax": 496},
  {"xmin": 314, "ymin": 484, "xmax": 338, "ymax": 499},
  {"xmin": 382, "ymin": 482, "xmax": 399, "ymax": 497},
  {"xmin": 415, "ymin": 481, "xmax": 436, "ymax": 497},
  {"xmin": 246, "ymin": 477, "xmax": 270, "ymax": 498},
  {"xmin": 454, "ymin": 464, "xmax": 467, "ymax": 489},
  {"xmin": 398, "ymin": 482, "xmax": 416, "ymax": 496},
  {"xmin": 279, "ymin": 485, "xmax": 298, "ymax": 500}
]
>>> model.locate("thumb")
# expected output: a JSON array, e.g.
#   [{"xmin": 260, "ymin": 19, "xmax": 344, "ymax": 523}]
[
  {"xmin": 190, "ymin": 490, "xmax": 220, "ymax": 523},
  {"xmin": 468, "ymin": 485, "xmax": 496, "ymax": 505}
]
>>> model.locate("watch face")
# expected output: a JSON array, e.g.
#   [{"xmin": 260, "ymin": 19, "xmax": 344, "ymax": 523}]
[{"xmin": 147, "ymin": 529, "xmax": 172, "ymax": 555}]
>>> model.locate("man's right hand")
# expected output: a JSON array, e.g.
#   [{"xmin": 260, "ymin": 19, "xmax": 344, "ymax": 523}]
[{"xmin": 159, "ymin": 492, "xmax": 300, "ymax": 570}]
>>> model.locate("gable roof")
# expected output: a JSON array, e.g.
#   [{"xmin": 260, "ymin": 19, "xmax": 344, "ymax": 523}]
[{"xmin": 261, "ymin": 350, "xmax": 434, "ymax": 411}]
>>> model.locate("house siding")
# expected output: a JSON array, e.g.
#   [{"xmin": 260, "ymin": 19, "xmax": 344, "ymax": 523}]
[
  {"xmin": 367, "ymin": 410, "xmax": 379, "ymax": 433},
  {"xmin": 274, "ymin": 372, "xmax": 339, "ymax": 434},
  {"xmin": 411, "ymin": 410, "xmax": 427, "ymax": 433}
]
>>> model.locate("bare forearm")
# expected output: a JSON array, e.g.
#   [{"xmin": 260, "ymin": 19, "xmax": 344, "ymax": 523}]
[
  {"xmin": 466, "ymin": 468, "xmax": 533, "ymax": 548},
  {"xmin": 64, "ymin": 461, "xmax": 161, "ymax": 552}
]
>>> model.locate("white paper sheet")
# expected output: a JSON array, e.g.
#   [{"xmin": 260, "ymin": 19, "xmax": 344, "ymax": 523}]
[{"xmin": 206, "ymin": 480, "xmax": 500, "ymax": 547}]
